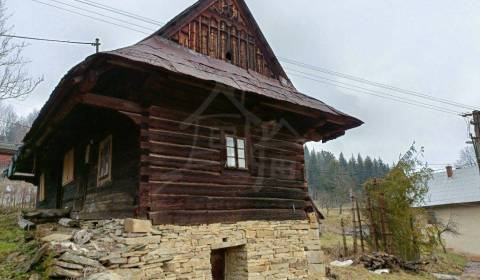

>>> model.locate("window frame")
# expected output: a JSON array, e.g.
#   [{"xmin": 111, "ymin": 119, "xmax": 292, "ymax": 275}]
[
  {"xmin": 97, "ymin": 135, "xmax": 113, "ymax": 187},
  {"xmin": 224, "ymin": 135, "xmax": 248, "ymax": 171},
  {"xmin": 62, "ymin": 149, "xmax": 75, "ymax": 186}
]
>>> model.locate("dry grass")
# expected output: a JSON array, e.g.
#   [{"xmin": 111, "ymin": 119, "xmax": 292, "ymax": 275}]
[
  {"xmin": 331, "ymin": 265, "xmax": 436, "ymax": 280},
  {"xmin": 319, "ymin": 208, "xmax": 468, "ymax": 280}
]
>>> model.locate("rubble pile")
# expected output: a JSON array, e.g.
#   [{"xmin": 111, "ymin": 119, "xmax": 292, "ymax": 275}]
[
  {"xmin": 359, "ymin": 252, "xmax": 427, "ymax": 273},
  {"xmin": 29, "ymin": 218, "xmax": 176, "ymax": 279}
]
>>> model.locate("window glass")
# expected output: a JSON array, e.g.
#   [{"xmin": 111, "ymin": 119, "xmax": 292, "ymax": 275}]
[
  {"xmin": 237, "ymin": 139, "xmax": 245, "ymax": 149},
  {"xmin": 226, "ymin": 136, "xmax": 235, "ymax": 147},
  {"xmin": 227, "ymin": 157, "xmax": 237, "ymax": 168},
  {"xmin": 238, "ymin": 158, "xmax": 246, "ymax": 169},
  {"xmin": 237, "ymin": 147, "xmax": 245, "ymax": 160},
  {"xmin": 227, "ymin": 147, "xmax": 236, "ymax": 157},
  {"xmin": 225, "ymin": 136, "xmax": 248, "ymax": 170}
]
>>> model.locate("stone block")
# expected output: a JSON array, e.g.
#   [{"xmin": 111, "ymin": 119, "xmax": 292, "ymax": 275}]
[
  {"xmin": 60, "ymin": 252, "xmax": 102, "ymax": 267},
  {"xmin": 256, "ymin": 229, "xmax": 274, "ymax": 238},
  {"xmin": 309, "ymin": 264, "xmax": 326, "ymax": 278},
  {"xmin": 41, "ymin": 234, "xmax": 72, "ymax": 242},
  {"xmin": 124, "ymin": 219, "xmax": 152, "ymax": 233},
  {"xmin": 211, "ymin": 238, "xmax": 247, "ymax": 250},
  {"xmin": 306, "ymin": 251, "xmax": 324, "ymax": 264}
]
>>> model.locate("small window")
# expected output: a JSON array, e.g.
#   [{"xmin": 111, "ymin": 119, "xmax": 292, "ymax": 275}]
[
  {"xmin": 225, "ymin": 136, "xmax": 248, "ymax": 170},
  {"xmin": 39, "ymin": 173, "xmax": 46, "ymax": 202},
  {"xmin": 97, "ymin": 135, "xmax": 112, "ymax": 186},
  {"xmin": 225, "ymin": 51, "xmax": 232, "ymax": 62},
  {"xmin": 62, "ymin": 149, "xmax": 74, "ymax": 186}
]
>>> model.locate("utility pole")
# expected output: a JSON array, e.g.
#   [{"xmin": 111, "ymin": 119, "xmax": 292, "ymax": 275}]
[
  {"xmin": 471, "ymin": 111, "xmax": 480, "ymax": 170},
  {"xmin": 94, "ymin": 38, "xmax": 101, "ymax": 53}
]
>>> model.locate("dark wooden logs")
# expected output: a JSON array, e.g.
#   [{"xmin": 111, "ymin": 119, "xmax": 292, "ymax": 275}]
[{"xmin": 149, "ymin": 209, "xmax": 307, "ymax": 225}]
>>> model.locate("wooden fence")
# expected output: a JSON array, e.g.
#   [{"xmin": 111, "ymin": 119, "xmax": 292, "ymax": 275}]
[{"xmin": 0, "ymin": 178, "xmax": 37, "ymax": 210}]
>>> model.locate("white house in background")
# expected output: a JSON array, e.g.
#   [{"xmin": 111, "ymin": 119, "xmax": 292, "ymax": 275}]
[{"xmin": 424, "ymin": 166, "xmax": 480, "ymax": 257}]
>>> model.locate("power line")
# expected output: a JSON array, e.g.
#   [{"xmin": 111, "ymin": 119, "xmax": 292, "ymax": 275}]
[
  {"xmin": 0, "ymin": 34, "xmax": 96, "ymax": 46},
  {"xmin": 30, "ymin": 0, "xmax": 468, "ymax": 117},
  {"xmin": 287, "ymin": 67, "xmax": 461, "ymax": 115},
  {"xmin": 69, "ymin": 0, "xmax": 164, "ymax": 26},
  {"xmin": 281, "ymin": 57, "xmax": 478, "ymax": 111},
  {"xmin": 286, "ymin": 69, "xmax": 461, "ymax": 116},
  {"xmin": 45, "ymin": 0, "xmax": 155, "ymax": 32},
  {"xmin": 31, "ymin": 0, "xmax": 150, "ymax": 35}
]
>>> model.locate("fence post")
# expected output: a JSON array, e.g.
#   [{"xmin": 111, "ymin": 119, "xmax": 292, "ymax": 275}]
[
  {"xmin": 350, "ymin": 189, "xmax": 358, "ymax": 255},
  {"xmin": 341, "ymin": 217, "xmax": 348, "ymax": 257},
  {"xmin": 356, "ymin": 199, "xmax": 365, "ymax": 253},
  {"xmin": 365, "ymin": 182, "xmax": 379, "ymax": 252}
]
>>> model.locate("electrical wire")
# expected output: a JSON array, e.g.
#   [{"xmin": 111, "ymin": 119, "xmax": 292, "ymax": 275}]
[
  {"xmin": 31, "ymin": 0, "xmax": 150, "ymax": 35},
  {"xmin": 45, "ymin": 0, "xmax": 155, "ymax": 32},
  {"xmin": 286, "ymin": 67, "xmax": 461, "ymax": 115},
  {"xmin": 69, "ymin": 0, "xmax": 164, "ymax": 26},
  {"xmin": 30, "ymin": 0, "xmax": 473, "ymax": 118},
  {"xmin": 281, "ymin": 57, "xmax": 478, "ymax": 111},
  {"xmin": 286, "ymin": 70, "xmax": 461, "ymax": 116},
  {"xmin": 0, "ymin": 34, "xmax": 96, "ymax": 46}
]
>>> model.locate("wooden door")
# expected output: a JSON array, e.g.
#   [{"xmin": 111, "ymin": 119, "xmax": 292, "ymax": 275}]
[
  {"xmin": 211, "ymin": 249, "xmax": 226, "ymax": 280},
  {"xmin": 73, "ymin": 146, "xmax": 89, "ymax": 212}
]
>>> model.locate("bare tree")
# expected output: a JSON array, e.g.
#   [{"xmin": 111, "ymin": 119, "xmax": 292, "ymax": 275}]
[
  {"xmin": 431, "ymin": 214, "xmax": 460, "ymax": 253},
  {"xmin": 0, "ymin": 0, "xmax": 42, "ymax": 101},
  {"xmin": 456, "ymin": 146, "xmax": 477, "ymax": 168},
  {"xmin": 0, "ymin": 102, "xmax": 38, "ymax": 143}
]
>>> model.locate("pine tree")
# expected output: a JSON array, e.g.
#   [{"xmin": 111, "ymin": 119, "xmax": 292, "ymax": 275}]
[{"xmin": 339, "ymin": 153, "xmax": 348, "ymax": 170}]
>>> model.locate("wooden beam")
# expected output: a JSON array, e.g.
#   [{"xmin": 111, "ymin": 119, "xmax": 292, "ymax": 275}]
[
  {"xmin": 80, "ymin": 93, "xmax": 143, "ymax": 114},
  {"xmin": 261, "ymin": 101, "xmax": 320, "ymax": 118},
  {"xmin": 149, "ymin": 209, "xmax": 307, "ymax": 226}
]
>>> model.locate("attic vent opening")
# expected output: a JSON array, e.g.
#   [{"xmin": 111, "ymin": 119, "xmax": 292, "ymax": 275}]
[{"xmin": 225, "ymin": 51, "xmax": 232, "ymax": 62}]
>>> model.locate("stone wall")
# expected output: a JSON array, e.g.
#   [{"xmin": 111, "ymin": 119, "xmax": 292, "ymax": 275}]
[
  {"xmin": 38, "ymin": 213, "xmax": 326, "ymax": 279},
  {"xmin": 155, "ymin": 218, "xmax": 322, "ymax": 279}
]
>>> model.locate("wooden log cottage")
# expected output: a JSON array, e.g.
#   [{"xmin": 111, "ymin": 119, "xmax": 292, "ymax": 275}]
[
  {"xmin": 10, "ymin": 0, "xmax": 362, "ymax": 223},
  {"xmin": 9, "ymin": 0, "xmax": 361, "ymax": 224}
]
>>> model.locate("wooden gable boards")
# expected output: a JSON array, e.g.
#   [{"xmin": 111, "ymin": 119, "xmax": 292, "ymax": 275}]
[{"xmin": 155, "ymin": 0, "xmax": 289, "ymax": 82}]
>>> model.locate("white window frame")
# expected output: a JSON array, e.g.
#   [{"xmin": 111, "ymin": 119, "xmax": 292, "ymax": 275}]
[{"xmin": 225, "ymin": 135, "xmax": 248, "ymax": 170}]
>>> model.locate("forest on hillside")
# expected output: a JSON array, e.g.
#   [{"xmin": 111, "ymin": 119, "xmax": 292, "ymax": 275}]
[{"xmin": 304, "ymin": 147, "xmax": 390, "ymax": 207}]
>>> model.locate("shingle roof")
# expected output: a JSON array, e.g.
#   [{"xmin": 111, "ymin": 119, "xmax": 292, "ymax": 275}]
[
  {"xmin": 106, "ymin": 36, "xmax": 361, "ymax": 127},
  {"xmin": 0, "ymin": 142, "xmax": 17, "ymax": 156},
  {"xmin": 424, "ymin": 166, "xmax": 480, "ymax": 207}
]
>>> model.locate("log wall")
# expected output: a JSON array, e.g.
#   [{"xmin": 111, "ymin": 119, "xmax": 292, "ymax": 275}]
[
  {"xmin": 141, "ymin": 93, "xmax": 309, "ymax": 225},
  {"xmin": 36, "ymin": 107, "xmax": 140, "ymax": 220}
]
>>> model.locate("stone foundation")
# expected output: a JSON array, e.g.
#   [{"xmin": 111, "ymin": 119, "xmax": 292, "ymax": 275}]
[
  {"xmin": 154, "ymin": 217, "xmax": 323, "ymax": 279},
  {"xmin": 39, "ymin": 213, "xmax": 325, "ymax": 279}
]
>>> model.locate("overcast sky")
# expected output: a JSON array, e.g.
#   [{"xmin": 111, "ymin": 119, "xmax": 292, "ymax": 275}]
[{"xmin": 4, "ymin": 0, "xmax": 480, "ymax": 167}]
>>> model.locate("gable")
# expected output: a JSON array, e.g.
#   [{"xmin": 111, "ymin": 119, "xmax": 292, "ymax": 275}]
[{"xmin": 155, "ymin": 0, "xmax": 289, "ymax": 82}]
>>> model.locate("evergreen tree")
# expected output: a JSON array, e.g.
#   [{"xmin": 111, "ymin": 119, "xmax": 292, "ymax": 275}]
[
  {"xmin": 364, "ymin": 156, "xmax": 374, "ymax": 180},
  {"xmin": 339, "ymin": 153, "xmax": 348, "ymax": 170},
  {"xmin": 305, "ymin": 149, "xmax": 390, "ymax": 206}
]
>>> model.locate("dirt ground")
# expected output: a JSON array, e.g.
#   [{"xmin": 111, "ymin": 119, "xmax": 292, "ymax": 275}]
[
  {"xmin": 319, "ymin": 208, "xmax": 469, "ymax": 280},
  {"xmin": 461, "ymin": 262, "xmax": 480, "ymax": 280}
]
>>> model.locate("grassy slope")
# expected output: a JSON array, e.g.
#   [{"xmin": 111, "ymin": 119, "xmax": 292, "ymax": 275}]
[
  {"xmin": 0, "ymin": 209, "xmax": 43, "ymax": 280},
  {"xmin": 320, "ymin": 208, "xmax": 468, "ymax": 280}
]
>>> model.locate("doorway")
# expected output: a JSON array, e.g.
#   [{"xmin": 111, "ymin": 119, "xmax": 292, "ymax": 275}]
[
  {"xmin": 210, "ymin": 245, "xmax": 247, "ymax": 280},
  {"xmin": 211, "ymin": 249, "xmax": 226, "ymax": 280}
]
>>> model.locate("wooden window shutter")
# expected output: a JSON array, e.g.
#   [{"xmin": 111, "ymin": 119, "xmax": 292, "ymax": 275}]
[
  {"xmin": 39, "ymin": 173, "xmax": 46, "ymax": 202},
  {"xmin": 97, "ymin": 135, "xmax": 113, "ymax": 186},
  {"xmin": 62, "ymin": 149, "xmax": 74, "ymax": 186}
]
